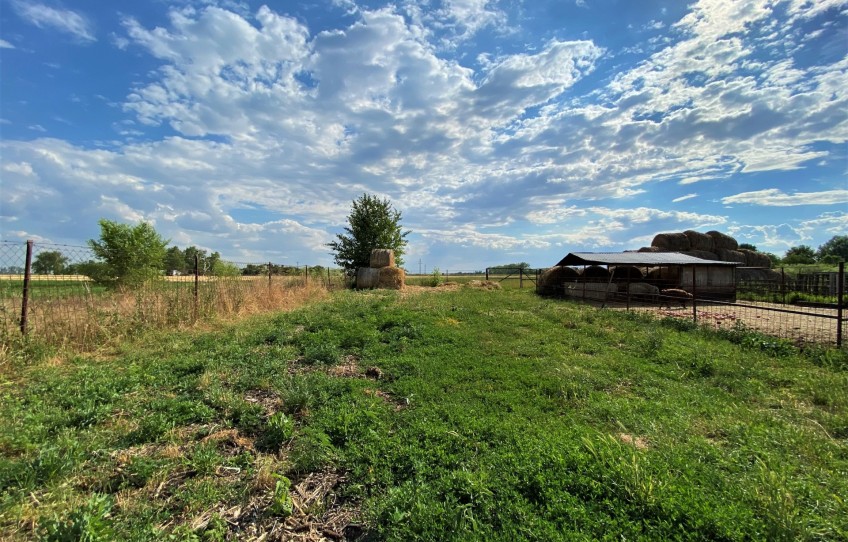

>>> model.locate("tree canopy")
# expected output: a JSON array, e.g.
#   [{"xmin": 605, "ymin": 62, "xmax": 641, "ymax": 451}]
[
  {"xmin": 782, "ymin": 245, "xmax": 816, "ymax": 265},
  {"xmin": 817, "ymin": 235, "xmax": 848, "ymax": 263},
  {"xmin": 88, "ymin": 219, "xmax": 169, "ymax": 287},
  {"xmin": 328, "ymin": 194, "xmax": 410, "ymax": 270},
  {"xmin": 32, "ymin": 250, "xmax": 68, "ymax": 275}
]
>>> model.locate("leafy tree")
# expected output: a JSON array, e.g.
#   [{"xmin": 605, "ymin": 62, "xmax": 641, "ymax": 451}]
[
  {"xmin": 782, "ymin": 245, "xmax": 816, "ymax": 265},
  {"xmin": 183, "ymin": 246, "xmax": 206, "ymax": 274},
  {"xmin": 242, "ymin": 264, "xmax": 267, "ymax": 276},
  {"xmin": 88, "ymin": 219, "xmax": 169, "ymax": 287},
  {"xmin": 327, "ymin": 194, "xmax": 410, "ymax": 270},
  {"xmin": 738, "ymin": 243, "xmax": 757, "ymax": 251},
  {"xmin": 817, "ymin": 235, "xmax": 848, "ymax": 263},
  {"xmin": 32, "ymin": 250, "xmax": 68, "ymax": 275},
  {"xmin": 164, "ymin": 246, "xmax": 185, "ymax": 275},
  {"xmin": 212, "ymin": 260, "xmax": 240, "ymax": 276}
]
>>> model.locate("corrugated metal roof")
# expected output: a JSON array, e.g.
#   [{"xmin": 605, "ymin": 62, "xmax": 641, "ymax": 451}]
[{"xmin": 554, "ymin": 252, "xmax": 739, "ymax": 267}]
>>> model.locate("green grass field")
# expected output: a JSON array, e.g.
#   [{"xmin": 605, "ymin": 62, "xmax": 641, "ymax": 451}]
[{"xmin": 1, "ymin": 286, "xmax": 846, "ymax": 540}]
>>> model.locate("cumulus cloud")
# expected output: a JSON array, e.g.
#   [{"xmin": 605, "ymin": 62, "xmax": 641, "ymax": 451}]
[
  {"xmin": 3, "ymin": 0, "xmax": 847, "ymax": 265},
  {"xmin": 722, "ymin": 189, "xmax": 848, "ymax": 206},
  {"xmin": 12, "ymin": 1, "xmax": 95, "ymax": 42}
]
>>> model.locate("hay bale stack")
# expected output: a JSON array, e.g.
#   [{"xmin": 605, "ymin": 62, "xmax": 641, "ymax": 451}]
[
  {"xmin": 538, "ymin": 266, "xmax": 579, "ymax": 294},
  {"xmin": 684, "ymin": 230, "xmax": 714, "ymax": 252},
  {"xmin": 681, "ymin": 250, "xmax": 719, "ymax": 260},
  {"xmin": 611, "ymin": 266, "xmax": 644, "ymax": 282},
  {"xmin": 377, "ymin": 267, "xmax": 405, "ymax": 289},
  {"xmin": 716, "ymin": 249, "xmax": 747, "ymax": 264},
  {"xmin": 638, "ymin": 246, "xmax": 665, "ymax": 252},
  {"xmin": 738, "ymin": 249, "xmax": 771, "ymax": 268},
  {"xmin": 356, "ymin": 267, "xmax": 379, "ymax": 289},
  {"xmin": 707, "ymin": 231, "xmax": 738, "ymax": 251},
  {"xmin": 369, "ymin": 249, "xmax": 395, "ymax": 268},
  {"xmin": 651, "ymin": 233, "xmax": 691, "ymax": 251},
  {"xmin": 581, "ymin": 265, "xmax": 610, "ymax": 282}
]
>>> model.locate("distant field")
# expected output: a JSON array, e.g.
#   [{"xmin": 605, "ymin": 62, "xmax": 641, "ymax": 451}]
[{"xmin": 2, "ymin": 286, "xmax": 845, "ymax": 540}]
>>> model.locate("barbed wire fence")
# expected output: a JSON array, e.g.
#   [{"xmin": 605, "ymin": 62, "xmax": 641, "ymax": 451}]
[{"xmin": 1, "ymin": 240, "xmax": 347, "ymax": 351}]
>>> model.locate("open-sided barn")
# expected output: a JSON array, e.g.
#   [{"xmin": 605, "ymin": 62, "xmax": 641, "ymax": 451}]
[{"xmin": 548, "ymin": 252, "xmax": 740, "ymax": 302}]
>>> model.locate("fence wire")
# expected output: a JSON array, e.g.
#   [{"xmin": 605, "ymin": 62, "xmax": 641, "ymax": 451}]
[
  {"xmin": 1, "ymin": 240, "xmax": 346, "ymax": 350},
  {"xmin": 547, "ymin": 265, "xmax": 846, "ymax": 348}
]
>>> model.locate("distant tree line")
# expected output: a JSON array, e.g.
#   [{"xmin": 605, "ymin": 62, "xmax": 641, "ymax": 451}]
[{"xmin": 8, "ymin": 219, "xmax": 328, "ymax": 287}]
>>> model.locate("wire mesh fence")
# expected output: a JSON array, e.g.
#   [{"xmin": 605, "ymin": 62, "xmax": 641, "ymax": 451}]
[
  {"xmin": 542, "ymin": 263, "xmax": 846, "ymax": 348},
  {"xmin": 1, "ymin": 240, "xmax": 347, "ymax": 350}
]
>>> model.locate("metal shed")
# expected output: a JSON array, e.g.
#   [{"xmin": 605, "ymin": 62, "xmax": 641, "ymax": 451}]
[{"xmin": 552, "ymin": 252, "xmax": 739, "ymax": 302}]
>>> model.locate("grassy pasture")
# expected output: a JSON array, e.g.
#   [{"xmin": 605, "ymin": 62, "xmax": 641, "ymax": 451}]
[{"xmin": 1, "ymin": 286, "xmax": 846, "ymax": 540}]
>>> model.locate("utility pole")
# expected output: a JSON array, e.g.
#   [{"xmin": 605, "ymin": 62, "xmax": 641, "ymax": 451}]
[{"xmin": 419, "ymin": 258, "xmax": 422, "ymax": 276}]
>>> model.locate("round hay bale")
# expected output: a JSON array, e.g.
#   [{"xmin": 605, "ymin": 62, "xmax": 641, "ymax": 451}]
[
  {"xmin": 706, "ymin": 231, "xmax": 738, "ymax": 250},
  {"xmin": 628, "ymin": 282, "xmax": 659, "ymax": 301},
  {"xmin": 369, "ymin": 249, "xmax": 395, "ymax": 269},
  {"xmin": 356, "ymin": 267, "xmax": 379, "ymax": 289},
  {"xmin": 611, "ymin": 265, "xmax": 644, "ymax": 282},
  {"xmin": 638, "ymin": 246, "xmax": 665, "ymax": 252},
  {"xmin": 538, "ymin": 266, "xmax": 579, "ymax": 294},
  {"xmin": 376, "ymin": 267, "xmax": 405, "ymax": 289},
  {"xmin": 580, "ymin": 265, "xmax": 610, "ymax": 282},
  {"xmin": 738, "ymin": 249, "xmax": 771, "ymax": 268},
  {"xmin": 681, "ymin": 250, "xmax": 718, "ymax": 260},
  {"xmin": 683, "ymin": 230, "xmax": 714, "ymax": 252},
  {"xmin": 647, "ymin": 266, "xmax": 680, "ymax": 286},
  {"xmin": 651, "ymin": 233, "xmax": 691, "ymax": 251},
  {"xmin": 717, "ymin": 248, "xmax": 747, "ymax": 264}
]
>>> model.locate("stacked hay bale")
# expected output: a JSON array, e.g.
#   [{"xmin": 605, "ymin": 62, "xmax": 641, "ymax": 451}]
[
  {"xmin": 538, "ymin": 266, "xmax": 579, "ymax": 295},
  {"xmin": 637, "ymin": 230, "xmax": 772, "ymax": 268},
  {"xmin": 356, "ymin": 249, "xmax": 405, "ymax": 290}
]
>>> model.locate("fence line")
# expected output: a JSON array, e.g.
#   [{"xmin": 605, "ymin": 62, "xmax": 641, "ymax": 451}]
[
  {"xmin": 1, "ymin": 240, "xmax": 347, "ymax": 350},
  {"xmin": 548, "ymin": 262, "xmax": 846, "ymax": 347}
]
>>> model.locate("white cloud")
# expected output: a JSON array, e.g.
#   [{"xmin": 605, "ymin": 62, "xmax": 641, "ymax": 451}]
[
  {"xmin": 722, "ymin": 189, "xmax": 848, "ymax": 206},
  {"xmin": 0, "ymin": 39, "xmax": 15, "ymax": 49},
  {"xmin": 12, "ymin": 1, "xmax": 95, "ymax": 42},
  {"xmin": 672, "ymin": 193, "xmax": 697, "ymax": 202}
]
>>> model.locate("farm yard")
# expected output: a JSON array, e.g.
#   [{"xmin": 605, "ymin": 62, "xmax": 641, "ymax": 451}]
[{"xmin": 1, "ymin": 284, "xmax": 847, "ymax": 541}]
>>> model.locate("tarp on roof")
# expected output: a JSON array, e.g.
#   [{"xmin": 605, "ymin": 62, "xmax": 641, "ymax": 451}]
[{"xmin": 554, "ymin": 252, "xmax": 739, "ymax": 267}]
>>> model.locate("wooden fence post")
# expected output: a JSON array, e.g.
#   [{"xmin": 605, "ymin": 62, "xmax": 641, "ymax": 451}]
[{"xmin": 20, "ymin": 240, "xmax": 33, "ymax": 335}]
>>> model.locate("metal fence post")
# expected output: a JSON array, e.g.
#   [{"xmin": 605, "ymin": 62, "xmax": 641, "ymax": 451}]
[
  {"xmin": 305, "ymin": 265, "xmax": 309, "ymax": 286},
  {"xmin": 692, "ymin": 265, "xmax": 697, "ymax": 324},
  {"xmin": 485, "ymin": 268, "xmax": 489, "ymax": 281},
  {"xmin": 520, "ymin": 268, "xmax": 523, "ymax": 289},
  {"xmin": 837, "ymin": 261, "xmax": 844, "ymax": 348},
  {"xmin": 193, "ymin": 254, "xmax": 199, "ymax": 321},
  {"xmin": 20, "ymin": 240, "xmax": 34, "ymax": 335}
]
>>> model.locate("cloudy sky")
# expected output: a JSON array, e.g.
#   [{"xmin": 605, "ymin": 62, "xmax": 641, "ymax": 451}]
[{"xmin": 1, "ymin": 0, "xmax": 846, "ymax": 270}]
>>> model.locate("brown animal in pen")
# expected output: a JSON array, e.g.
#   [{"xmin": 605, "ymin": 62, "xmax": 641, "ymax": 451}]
[{"xmin": 660, "ymin": 288, "xmax": 693, "ymax": 309}]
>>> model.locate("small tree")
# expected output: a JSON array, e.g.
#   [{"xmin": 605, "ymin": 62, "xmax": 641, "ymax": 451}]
[
  {"xmin": 782, "ymin": 245, "xmax": 816, "ymax": 265},
  {"xmin": 32, "ymin": 250, "xmax": 68, "ymax": 275},
  {"xmin": 327, "ymin": 194, "xmax": 410, "ymax": 270},
  {"xmin": 88, "ymin": 219, "xmax": 169, "ymax": 287},
  {"xmin": 164, "ymin": 246, "xmax": 185, "ymax": 275},
  {"xmin": 739, "ymin": 243, "xmax": 757, "ymax": 251}
]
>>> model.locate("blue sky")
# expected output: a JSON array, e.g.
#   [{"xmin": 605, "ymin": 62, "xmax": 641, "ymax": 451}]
[{"xmin": 1, "ymin": 0, "xmax": 846, "ymax": 270}]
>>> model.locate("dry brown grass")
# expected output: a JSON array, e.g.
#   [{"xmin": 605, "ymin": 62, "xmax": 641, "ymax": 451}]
[{"xmin": 1, "ymin": 277, "xmax": 329, "ymax": 355}]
